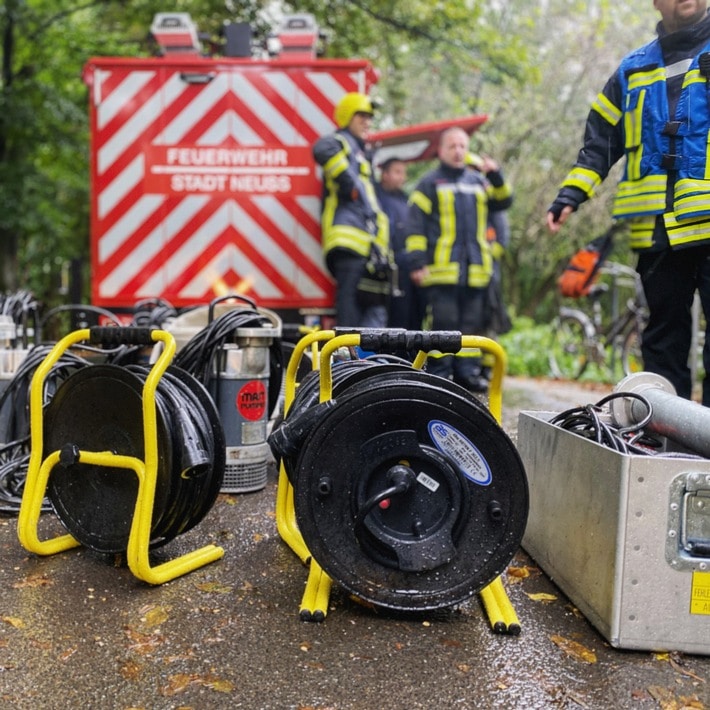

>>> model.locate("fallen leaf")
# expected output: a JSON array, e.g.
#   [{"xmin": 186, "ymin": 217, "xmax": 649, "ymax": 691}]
[
  {"xmin": 124, "ymin": 627, "xmax": 165, "ymax": 655},
  {"xmin": 1, "ymin": 616, "xmax": 25, "ymax": 629},
  {"xmin": 120, "ymin": 660, "xmax": 143, "ymax": 680},
  {"xmin": 507, "ymin": 566, "xmax": 531, "ymax": 579},
  {"xmin": 526, "ymin": 592, "xmax": 557, "ymax": 603},
  {"xmin": 550, "ymin": 634, "xmax": 597, "ymax": 664},
  {"xmin": 142, "ymin": 605, "xmax": 169, "ymax": 627},
  {"xmin": 12, "ymin": 574, "xmax": 52, "ymax": 589},
  {"xmin": 196, "ymin": 581, "xmax": 233, "ymax": 594},
  {"xmin": 203, "ymin": 675, "xmax": 235, "ymax": 693},
  {"xmin": 59, "ymin": 647, "xmax": 77, "ymax": 662},
  {"xmin": 160, "ymin": 673, "xmax": 196, "ymax": 696}
]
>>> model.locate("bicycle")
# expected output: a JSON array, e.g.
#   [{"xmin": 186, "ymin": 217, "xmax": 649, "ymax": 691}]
[{"xmin": 549, "ymin": 261, "xmax": 648, "ymax": 381}]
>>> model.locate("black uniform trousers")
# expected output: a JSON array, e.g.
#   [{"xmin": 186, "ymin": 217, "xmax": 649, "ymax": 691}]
[
  {"xmin": 637, "ymin": 244, "xmax": 710, "ymax": 406},
  {"xmin": 424, "ymin": 284, "xmax": 487, "ymax": 384}
]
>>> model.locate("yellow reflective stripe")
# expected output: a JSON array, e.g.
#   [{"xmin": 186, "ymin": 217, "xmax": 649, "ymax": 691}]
[
  {"xmin": 488, "ymin": 182, "xmax": 512, "ymax": 201},
  {"xmin": 683, "ymin": 68, "xmax": 704, "ymax": 89},
  {"xmin": 406, "ymin": 234, "xmax": 427, "ymax": 252},
  {"xmin": 562, "ymin": 167, "xmax": 602, "ymax": 198},
  {"xmin": 627, "ymin": 67, "xmax": 664, "ymax": 90},
  {"xmin": 323, "ymin": 225, "xmax": 372, "ymax": 256},
  {"xmin": 707, "ymin": 132, "xmax": 710, "ymax": 181},
  {"xmin": 466, "ymin": 264, "xmax": 491, "ymax": 287},
  {"xmin": 616, "ymin": 174, "xmax": 667, "ymax": 196},
  {"xmin": 592, "ymin": 92, "xmax": 622, "ymax": 126},
  {"xmin": 624, "ymin": 90, "xmax": 645, "ymax": 180},
  {"xmin": 423, "ymin": 264, "xmax": 459, "ymax": 285},
  {"xmin": 674, "ymin": 194, "xmax": 710, "ymax": 221},
  {"xmin": 410, "ymin": 190, "xmax": 432, "ymax": 214},
  {"xmin": 435, "ymin": 187, "xmax": 456, "ymax": 265},
  {"xmin": 323, "ymin": 149, "xmax": 349, "ymax": 180},
  {"xmin": 664, "ymin": 212, "xmax": 710, "ymax": 247},
  {"xmin": 612, "ymin": 175, "xmax": 667, "ymax": 218},
  {"xmin": 457, "ymin": 347, "xmax": 483, "ymax": 359},
  {"xmin": 675, "ymin": 178, "xmax": 710, "ymax": 198},
  {"xmin": 628, "ymin": 216, "xmax": 655, "ymax": 250},
  {"xmin": 474, "ymin": 190, "xmax": 493, "ymax": 282},
  {"xmin": 374, "ymin": 212, "xmax": 389, "ymax": 253},
  {"xmin": 612, "ymin": 195, "xmax": 664, "ymax": 216},
  {"xmin": 490, "ymin": 241, "xmax": 505, "ymax": 260}
]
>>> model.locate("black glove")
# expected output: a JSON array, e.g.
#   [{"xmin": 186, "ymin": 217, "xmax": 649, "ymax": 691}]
[{"xmin": 547, "ymin": 198, "xmax": 577, "ymax": 223}]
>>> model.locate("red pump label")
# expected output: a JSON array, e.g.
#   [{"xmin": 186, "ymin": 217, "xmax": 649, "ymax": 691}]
[{"xmin": 236, "ymin": 380, "xmax": 267, "ymax": 421}]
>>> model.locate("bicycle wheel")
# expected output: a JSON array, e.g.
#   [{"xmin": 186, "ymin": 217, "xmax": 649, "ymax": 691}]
[
  {"xmin": 549, "ymin": 314, "xmax": 589, "ymax": 380},
  {"xmin": 621, "ymin": 325, "xmax": 644, "ymax": 375}
]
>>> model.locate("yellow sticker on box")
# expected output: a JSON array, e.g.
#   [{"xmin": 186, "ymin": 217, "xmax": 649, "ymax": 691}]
[{"xmin": 690, "ymin": 571, "xmax": 710, "ymax": 615}]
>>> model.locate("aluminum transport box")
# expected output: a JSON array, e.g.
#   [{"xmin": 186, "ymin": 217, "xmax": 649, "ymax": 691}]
[{"xmin": 518, "ymin": 410, "xmax": 710, "ymax": 655}]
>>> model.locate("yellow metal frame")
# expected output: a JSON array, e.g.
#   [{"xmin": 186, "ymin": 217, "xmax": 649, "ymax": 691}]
[
  {"xmin": 17, "ymin": 328, "xmax": 224, "ymax": 584},
  {"xmin": 275, "ymin": 330, "xmax": 520, "ymax": 629}
]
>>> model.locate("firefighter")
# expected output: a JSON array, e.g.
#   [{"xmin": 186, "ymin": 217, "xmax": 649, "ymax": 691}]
[
  {"xmin": 546, "ymin": 0, "xmax": 710, "ymax": 405},
  {"xmin": 313, "ymin": 92, "xmax": 391, "ymax": 327},
  {"xmin": 406, "ymin": 127, "xmax": 513, "ymax": 393}
]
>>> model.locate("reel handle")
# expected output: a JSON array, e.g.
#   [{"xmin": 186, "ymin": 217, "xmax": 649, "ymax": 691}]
[
  {"xmin": 89, "ymin": 326, "xmax": 156, "ymax": 348},
  {"xmin": 352, "ymin": 328, "xmax": 463, "ymax": 354}
]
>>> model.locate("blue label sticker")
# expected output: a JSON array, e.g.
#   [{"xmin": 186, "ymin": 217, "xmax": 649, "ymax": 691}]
[{"xmin": 428, "ymin": 420, "xmax": 492, "ymax": 486}]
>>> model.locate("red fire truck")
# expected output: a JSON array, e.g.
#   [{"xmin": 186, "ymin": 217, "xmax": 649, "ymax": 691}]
[{"xmin": 83, "ymin": 12, "xmax": 486, "ymax": 322}]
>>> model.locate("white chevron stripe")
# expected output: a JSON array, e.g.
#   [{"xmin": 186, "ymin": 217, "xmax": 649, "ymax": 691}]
[
  {"xmin": 98, "ymin": 72, "xmax": 188, "ymax": 174},
  {"xmin": 231, "ymin": 73, "xmax": 307, "ymax": 145},
  {"xmin": 252, "ymin": 195, "xmax": 324, "ymax": 276},
  {"xmin": 98, "ymin": 70, "xmax": 155, "ymax": 130},
  {"xmin": 196, "ymin": 109, "xmax": 264, "ymax": 145},
  {"xmin": 265, "ymin": 71, "xmax": 333, "ymax": 138},
  {"xmin": 227, "ymin": 198, "xmax": 323, "ymax": 297},
  {"xmin": 99, "ymin": 154, "xmax": 144, "ymax": 219},
  {"xmin": 157, "ymin": 72, "xmax": 231, "ymax": 144},
  {"xmin": 99, "ymin": 195, "xmax": 209, "ymax": 296},
  {"xmin": 305, "ymin": 71, "xmax": 355, "ymax": 123},
  {"xmin": 99, "ymin": 193, "xmax": 165, "ymax": 263}
]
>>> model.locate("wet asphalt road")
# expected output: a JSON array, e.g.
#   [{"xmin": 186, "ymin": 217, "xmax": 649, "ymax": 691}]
[{"xmin": 1, "ymin": 376, "xmax": 710, "ymax": 710}]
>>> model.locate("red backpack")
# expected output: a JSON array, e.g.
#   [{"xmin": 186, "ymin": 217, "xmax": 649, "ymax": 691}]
[{"xmin": 557, "ymin": 228, "xmax": 615, "ymax": 298}]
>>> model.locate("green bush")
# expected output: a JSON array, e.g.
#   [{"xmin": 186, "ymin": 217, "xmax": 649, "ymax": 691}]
[{"xmin": 497, "ymin": 317, "xmax": 554, "ymax": 377}]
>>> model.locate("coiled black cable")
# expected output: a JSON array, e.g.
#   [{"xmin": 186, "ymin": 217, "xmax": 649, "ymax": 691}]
[
  {"xmin": 550, "ymin": 391, "xmax": 667, "ymax": 455},
  {"xmin": 173, "ymin": 307, "xmax": 283, "ymax": 417}
]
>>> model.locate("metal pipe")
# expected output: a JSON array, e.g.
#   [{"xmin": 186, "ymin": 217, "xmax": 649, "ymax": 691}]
[{"xmin": 611, "ymin": 372, "xmax": 710, "ymax": 457}]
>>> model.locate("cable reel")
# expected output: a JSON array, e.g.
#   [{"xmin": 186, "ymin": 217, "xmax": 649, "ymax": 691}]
[
  {"xmin": 271, "ymin": 356, "xmax": 528, "ymax": 612},
  {"xmin": 24, "ymin": 327, "xmax": 225, "ymax": 560}
]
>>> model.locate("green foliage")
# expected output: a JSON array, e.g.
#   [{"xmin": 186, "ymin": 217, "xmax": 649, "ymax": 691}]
[
  {"xmin": 0, "ymin": 0, "xmax": 661, "ymax": 328},
  {"xmin": 498, "ymin": 316, "xmax": 554, "ymax": 378}
]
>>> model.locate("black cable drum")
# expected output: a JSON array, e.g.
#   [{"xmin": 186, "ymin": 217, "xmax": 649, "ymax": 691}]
[
  {"xmin": 270, "ymin": 360, "xmax": 529, "ymax": 612},
  {"xmin": 44, "ymin": 364, "xmax": 225, "ymax": 554}
]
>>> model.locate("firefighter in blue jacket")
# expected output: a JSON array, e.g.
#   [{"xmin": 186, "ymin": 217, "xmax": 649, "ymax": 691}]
[
  {"xmin": 547, "ymin": 0, "xmax": 710, "ymax": 405},
  {"xmin": 406, "ymin": 126, "xmax": 513, "ymax": 393},
  {"xmin": 313, "ymin": 92, "xmax": 390, "ymax": 327}
]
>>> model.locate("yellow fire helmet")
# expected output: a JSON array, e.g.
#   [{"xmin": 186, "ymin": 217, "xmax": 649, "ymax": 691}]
[{"xmin": 333, "ymin": 92, "xmax": 374, "ymax": 128}]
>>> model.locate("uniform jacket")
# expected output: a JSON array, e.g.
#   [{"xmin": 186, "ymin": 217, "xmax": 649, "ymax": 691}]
[
  {"xmin": 405, "ymin": 163, "xmax": 512, "ymax": 287},
  {"xmin": 552, "ymin": 12, "xmax": 710, "ymax": 251},
  {"xmin": 312, "ymin": 129, "xmax": 388, "ymax": 258}
]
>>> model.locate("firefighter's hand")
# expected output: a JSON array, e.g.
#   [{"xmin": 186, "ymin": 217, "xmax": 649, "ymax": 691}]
[
  {"xmin": 480, "ymin": 155, "xmax": 500, "ymax": 173},
  {"xmin": 546, "ymin": 204, "xmax": 574, "ymax": 233},
  {"xmin": 410, "ymin": 267, "xmax": 429, "ymax": 286}
]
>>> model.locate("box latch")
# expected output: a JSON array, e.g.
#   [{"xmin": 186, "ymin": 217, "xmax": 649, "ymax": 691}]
[
  {"xmin": 683, "ymin": 489, "xmax": 710, "ymax": 556},
  {"xmin": 668, "ymin": 474, "xmax": 710, "ymax": 570}
]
